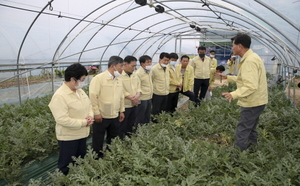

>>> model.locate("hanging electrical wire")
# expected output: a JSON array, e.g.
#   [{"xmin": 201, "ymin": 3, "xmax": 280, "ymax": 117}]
[
  {"xmin": 200, "ymin": 0, "xmax": 233, "ymax": 27},
  {"xmin": 0, "ymin": 3, "xmax": 175, "ymax": 36}
]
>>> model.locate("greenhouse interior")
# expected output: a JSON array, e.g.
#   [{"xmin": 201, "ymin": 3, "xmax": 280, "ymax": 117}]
[{"xmin": 0, "ymin": 0, "xmax": 300, "ymax": 185}]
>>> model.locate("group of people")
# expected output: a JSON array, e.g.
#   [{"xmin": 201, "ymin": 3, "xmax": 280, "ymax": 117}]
[{"xmin": 48, "ymin": 33, "xmax": 268, "ymax": 175}]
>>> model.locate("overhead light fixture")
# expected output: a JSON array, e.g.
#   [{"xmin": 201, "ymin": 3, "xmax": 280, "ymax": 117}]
[
  {"xmin": 155, "ymin": 5, "xmax": 165, "ymax": 13},
  {"xmin": 135, "ymin": 0, "xmax": 147, "ymax": 6},
  {"xmin": 195, "ymin": 27, "xmax": 201, "ymax": 32},
  {"xmin": 190, "ymin": 24, "xmax": 195, "ymax": 29},
  {"xmin": 271, "ymin": 56, "xmax": 276, "ymax": 61}
]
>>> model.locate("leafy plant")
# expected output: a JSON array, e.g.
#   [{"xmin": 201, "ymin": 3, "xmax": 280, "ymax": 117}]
[
  {"xmin": 0, "ymin": 95, "xmax": 58, "ymax": 184},
  {"xmin": 5, "ymin": 83, "xmax": 300, "ymax": 185},
  {"xmin": 37, "ymin": 84, "xmax": 300, "ymax": 185}
]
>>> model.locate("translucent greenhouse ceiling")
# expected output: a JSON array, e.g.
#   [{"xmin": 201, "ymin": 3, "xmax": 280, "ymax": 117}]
[{"xmin": 0, "ymin": 0, "xmax": 300, "ymax": 72}]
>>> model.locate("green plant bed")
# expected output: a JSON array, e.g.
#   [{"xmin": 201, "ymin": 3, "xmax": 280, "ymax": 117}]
[
  {"xmin": 29, "ymin": 84, "xmax": 300, "ymax": 186},
  {"xmin": 0, "ymin": 85, "xmax": 94, "ymax": 185},
  {"xmin": 0, "ymin": 95, "xmax": 58, "ymax": 184}
]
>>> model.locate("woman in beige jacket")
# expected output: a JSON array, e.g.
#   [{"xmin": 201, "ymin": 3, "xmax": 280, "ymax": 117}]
[{"xmin": 49, "ymin": 63, "xmax": 93, "ymax": 175}]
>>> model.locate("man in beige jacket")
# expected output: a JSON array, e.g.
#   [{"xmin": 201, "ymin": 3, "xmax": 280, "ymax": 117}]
[
  {"xmin": 135, "ymin": 55, "xmax": 153, "ymax": 125},
  {"xmin": 177, "ymin": 55, "xmax": 195, "ymax": 102},
  {"xmin": 151, "ymin": 52, "xmax": 170, "ymax": 118},
  {"xmin": 209, "ymin": 50, "xmax": 218, "ymax": 68},
  {"xmin": 227, "ymin": 54, "xmax": 236, "ymax": 75},
  {"xmin": 190, "ymin": 46, "xmax": 211, "ymax": 105},
  {"xmin": 167, "ymin": 52, "xmax": 182, "ymax": 113},
  {"xmin": 218, "ymin": 33, "xmax": 268, "ymax": 151},
  {"xmin": 119, "ymin": 56, "xmax": 141, "ymax": 138},
  {"xmin": 89, "ymin": 56, "xmax": 125, "ymax": 158}
]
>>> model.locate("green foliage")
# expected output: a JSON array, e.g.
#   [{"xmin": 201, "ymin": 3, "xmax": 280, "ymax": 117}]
[
  {"xmin": 0, "ymin": 95, "xmax": 57, "ymax": 183},
  {"xmin": 54, "ymin": 69, "xmax": 65, "ymax": 78},
  {"xmin": 40, "ymin": 84, "xmax": 300, "ymax": 185}
]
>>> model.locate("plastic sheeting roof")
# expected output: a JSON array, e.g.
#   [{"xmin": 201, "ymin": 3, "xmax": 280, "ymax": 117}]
[{"xmin": 0, "ymin": 0, "xmax": 299, "ymax": 69}]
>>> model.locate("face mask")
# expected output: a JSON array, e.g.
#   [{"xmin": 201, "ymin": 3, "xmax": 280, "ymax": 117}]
[
  {"xmin": 75, "ymin": 81, "xmax": 85, "ymax": 89},
  {"xmin": 199, "ymin": 54, "xmax": 205, "ymax": 58},
  {"xmin": 114, "ymin": 70, "xmax": 122, "ymax": 78},
  {"xmin": 145, "ymin": 65, "xmax": 152, "ymax": 70},
  {"xmin": 161, "ymin": 63, "xmax": 168, "ymax": 68},
  {"xmin": 170, "ymin": 61, "xmax": 177, "ymax": 66},
  {"xmin": 113, "ymin": 66, "xmax": 122, "ymax": 78},
  {"xmin": 231, "ymin": 55, "xmax": 237, "ymax": 58},
  {"xmin": 210, "ymin": 55, "xmax": 215, "ymax": 58},
  {"xmin": 73, "ymin": 78, "xmax": 85, "ymax": 89}
]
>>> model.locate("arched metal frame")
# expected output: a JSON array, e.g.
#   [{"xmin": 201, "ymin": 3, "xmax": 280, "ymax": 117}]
[
  {"xmin": 5, "ymin": 0, "xmax": 299, "ymax": 104},
  {"xmin": 15, "ymin": 0, "xmax": 54, "ymax": 104},
  {"xmin": 50, "ymin": 0, "xmax": 299, "ymax": 68}
]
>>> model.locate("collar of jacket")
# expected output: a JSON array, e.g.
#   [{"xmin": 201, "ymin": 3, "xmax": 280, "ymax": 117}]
[
  {"xmin": 195, "ymin": 55, "xmax": 210, "ymax": 61},
  {"xmin": 169, "ymin": 64, "xmax": 176, "ymax": 71},
  {"xmin": 137, "ymin": 66, "xmax": 148, "ymax": 74},
  {"xmin": 178, "ymin": 64, "xmax": 190, "ymax": 71},
  {"xmin": 144, "ymin": 68, "xmax": 150, "ymax": 73},
  {"xmin": 122, "ymin": 70, "xmax": 132, "ymax": 77},
  {"xmin": 156, "ymin": 63, "xmax": 166, "ymax": 71},
  {"xmin": 157, "ymin": 63, "xmax": 163, "ymax": 69},
  {"xmin": 61, "ymin": 82, "xmax": 78, "ymax": 95},
  {"xmin": 105, "ymin": 70, "xmax": 116, "ymax": 80},
  {"xmin": 238, "ymin": 49, "xmax": 253, "ymax": 69}
]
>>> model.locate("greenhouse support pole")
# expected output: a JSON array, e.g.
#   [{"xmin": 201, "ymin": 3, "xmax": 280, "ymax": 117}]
[
  {"xmin": 293, "ymin": 70, "xmax": 296, "ymax": 105},
  {"xmin": 179, "ymin": 36, "xmax": 182, "ymax": 56},
  {"xmin": 283, "ymin": 66, "xmax": 286, "ymax": 90},
  {"xmin": 287, "ymin": 67, "xmax": 290, "ymax": 98},
  {"xmin": 175, "ymin": 37, "xmax": 177, "ymax": 53},
  {"xmin": 51, "ymin": 62, "xmax": 54, "ymax": 92},
  {"xmin": 16, "ymin": 0, "xmax": 55, "ymax": 105}
]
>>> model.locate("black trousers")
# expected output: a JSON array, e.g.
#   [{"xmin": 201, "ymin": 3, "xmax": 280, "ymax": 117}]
[
  {"xmin": 135, "ymin": 99, "xmax": 151, "ymax": 124},
  {"xmin": 180, "ymin": 90, "xmax": 195, "ymax": 102},
  {"xmin": 194, "ymin": 78, "xmax": 210, "ymax": 103},
  {"xmin": 92, "ymin": 117, "xmax": 121, "ymax": 158},
  {"xmin": 120, "ymin": 106, "xmax": 137, "ymax": 138},
  {"xmin": 166, "ymin": 92, "xmax": 179, "ymax": 113},
  {"xmin": 235, "ymin": 105, "xmax": 266, "ymax": 151},
  {"xmin": 58, "ymin": 138, "xmax": 87, "ymax": 175},
  {"xmin": 151, "ymin": 94, "xmax": 168, "ymax": 115}
]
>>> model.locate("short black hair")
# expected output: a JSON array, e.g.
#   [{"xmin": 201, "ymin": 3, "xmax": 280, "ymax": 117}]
[
  {"xmin": 180, "ymin": 55, "xmax": 190, "ymax": 61},
  {"xmin": 216, "ymin": 65, "xmax": 225, "ymax": 72},
  {"xmin": 231, "ymin": 33, "xmax": 251, "ymax": 49},
  {"xmin": 139, "ymin": 55, "xmax": 152, "ymax": 64},
  {"xmin": 197, "ymin": 46, "xmax": 206, "ymax": 51},
  {"xmin": 124, "ymin": 55, "xmax": 137, "ymax": 64},
  {"xmin": 108, "ymin": 56, "xmax": 123, "ymax": 67},
  {"xmin": 64, "ymin": 63, "xmax": 88, "ymax": 81},
  {"xmin": 210, "ymin": 50, "xmax": 215, "ymax": 53},
  {"xmin": 159, "ymin": 52, "xmax": 170, "ymax": 59},
  {"xmin": 169, "ymin": 52, "xmax": 179, "ymax": 60}
]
